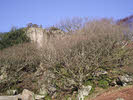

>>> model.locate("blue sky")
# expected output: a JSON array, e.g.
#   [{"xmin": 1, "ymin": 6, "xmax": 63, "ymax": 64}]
[{"xmin": 0, "ymin": 0, "xmax": 133, "ymax": 32}]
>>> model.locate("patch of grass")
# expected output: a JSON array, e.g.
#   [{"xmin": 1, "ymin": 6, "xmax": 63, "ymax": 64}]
[{"xmin": 98, "ymin": 80, "xmax": 109, "ymax": 89}]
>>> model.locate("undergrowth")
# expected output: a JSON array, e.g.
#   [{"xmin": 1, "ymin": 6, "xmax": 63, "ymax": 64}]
[{"xmin": 0, "ymin": 19, "xmax": 133, "ymax": 98}]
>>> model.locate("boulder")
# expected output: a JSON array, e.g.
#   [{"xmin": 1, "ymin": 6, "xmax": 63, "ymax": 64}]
[
  {"xmin": 0, "ymin": 96, "xmax": 18, "ymax": 100},
  {"xmin": 21, "ymin": 89, "xmax": 35, "ymax": 100},
  {"xmin": 21, "ymin": 89, "xmax": 45, "ymax": 100},
  {"xmin": 34, "ymin": 94, "xmax": 45, "ymax": 100},
  {"xmin": 117, "ymin": 74, "xmax": 133, "ymax": 86},
  {"xmin": 119, "ymin": 74, "xmax": 133, "ymax": 83},
  {"xmin": 6, "ymin": 89, "xmax": 17, "ymax": 95},
  {"xmin": 77, "ymin": 85, "xmax": 92, "ymax": 100}
]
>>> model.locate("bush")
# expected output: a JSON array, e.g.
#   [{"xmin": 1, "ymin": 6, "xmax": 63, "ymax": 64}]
[
  {"xmin": 0, "ymin": 43, "xmax": 40, "ymax": 93},
  {"xmin": 0, "ymin": 18, "xmax": 133, "ymax": 97},
  {"xmin": 98, "ymin": 80, "xmax": 109, "ymax": 89},
  {"xmin": 0, "ymin": 28, "xmax": 30, "ymax": 50},
  {"xmin": 39, "ymin": 19, "xmax": 133, "ymax": 96}
]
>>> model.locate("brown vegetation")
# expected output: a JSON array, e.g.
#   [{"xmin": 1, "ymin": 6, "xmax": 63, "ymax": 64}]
[{"xmin": 0, "ymin": 18, "xmax": 133, "ymax": 99}]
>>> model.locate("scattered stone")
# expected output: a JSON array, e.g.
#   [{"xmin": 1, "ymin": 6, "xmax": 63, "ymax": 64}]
[
  {"xmin": 116, "ymin": 97, "xmax": 125, "ymax": 100},
  {"xmin": 0, "ymin": 96, "xmax": 18, "ymax": 100},
  {"xmin": 1, "ymin": 89, "xmax": 45, "ymax": 100},
  {"xmin": 110, "ymin": 80, "xmax": 117, "ymax": 86},
  {"xmin": 119, "ymin": 74, "xmax": 133, "ymax": 83},
  {"xmin": 6, "ymin": 89, "xmax": 17, "ymax": 95},
  {"xmin": 21, "ymin": 89, "xmax": 35, "ymax": 100},
  {"xmin": 117, "ymin": 74, "xmax": 133, "ymax": 86},
  {"xmin": 35, "ymin": 94, "xmax": 45, "ymax": 100},
  {"xmin": 77, "ymin": 85, "xmax": 92, "ymax": 100},
  {"xmin": 93, "ymin": 70, "xmax": 108, "ymax": 77}
]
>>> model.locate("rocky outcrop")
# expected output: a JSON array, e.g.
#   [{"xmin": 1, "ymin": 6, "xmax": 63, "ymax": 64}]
[
  {"xmin": 26, "ymin": 27, "xmax": 65, "ymax": 48},
  {"xmin": 116, "ymin": 74, "xmax": 133, "ymax": 86},
  {"xmin": 0, "ymin": 89, "xmax": 45, "ymax": 100},
  {"xmin": 26, "ymin": 27, "xmax": 47, "ymax": 48}
]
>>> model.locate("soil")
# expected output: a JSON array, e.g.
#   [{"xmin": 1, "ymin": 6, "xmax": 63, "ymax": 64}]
[{"xmin": 89, "ymin": 86, "xmax": 133, "ymax": 100}]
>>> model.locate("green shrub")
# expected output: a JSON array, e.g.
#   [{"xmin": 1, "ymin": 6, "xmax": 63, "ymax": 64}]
[
  {"xmin": 0, "ymin": 28, "xmax": 30, "ymax": 50},
  {"xmin": 44, "ymin": 94, "xmax": 52, "ymax": 100},
  {"xmin": 98, "ymin": 80, "xmax": 109, "ymax": 89}
]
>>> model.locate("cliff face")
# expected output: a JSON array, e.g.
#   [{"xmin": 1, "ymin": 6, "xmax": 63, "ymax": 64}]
[
  {"xmin": 26, "ymin": 27, "xmax": 65, "ymax": 48},
  {"xmin": 26, "ymin": 27, "xmax": 47, "ymax": 48}
]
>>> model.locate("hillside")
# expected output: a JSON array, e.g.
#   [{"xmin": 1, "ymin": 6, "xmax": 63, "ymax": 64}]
[{"xmin": 0, "ymin": 18, "xmax": 133, "ymax": 100}]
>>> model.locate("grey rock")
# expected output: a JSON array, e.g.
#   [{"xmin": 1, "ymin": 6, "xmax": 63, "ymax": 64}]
[
  {"xmin": 6, "ymin": 89, "xmax": 17, "ymax": 95},
  {"xmin": 93, "ymin": 70, "xmax": 108, "ymax": 77},
  {"xmin": 117, "ymin": 74, "xmax": 133, "ymax": 86},
  {"xmin": 0, "ymin": 89, "xmax": 45, "ymax": 100},
  {"xmin": 0, "ymin": 96, "xmax": 18, "ymax": 100},
  {"xmin": 21, "ymin": 89, "xmax": 35, "ymax": 100},
  {"xmin": 119, "ymin": 74, "xmax": 133, "ymax": 83},
  {"xmin": 116, "ymin": 97, "xmax": 125, "ymax": 100},
  {"xmin": 35, "ymin": 94, "xmax": 45, "ymax": 100},
  {"xmin": 77, "ymin": 85, "xmax": 92, "ymax": 100},
  {"xmin": 110, "ymin": 80, "xmax": 117, "ymax": 86}
]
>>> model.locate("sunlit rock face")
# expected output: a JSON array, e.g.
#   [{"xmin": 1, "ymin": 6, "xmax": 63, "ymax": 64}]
[
  {"xmin": 26, "ymin": 27, "xmax": 47, "ymax": 48},
  {"xmin": 26, "ymin": 27, "xmax": 65, "ymax": 48}
]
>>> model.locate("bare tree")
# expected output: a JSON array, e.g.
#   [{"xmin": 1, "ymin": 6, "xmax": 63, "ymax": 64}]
[{"xmin": 56, "ymin": 17, "xmax": 89, "ymax": 32}]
